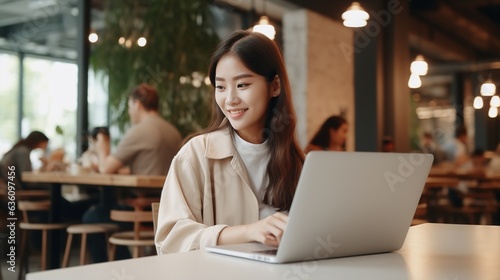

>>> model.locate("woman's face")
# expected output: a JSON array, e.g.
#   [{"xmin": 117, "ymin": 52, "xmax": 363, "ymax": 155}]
[
  {"xmin": 329, "ymin": 123, "xmax": 348, "ymax": 147},
  {"xmin": 214, "ymin": 54, "xmax": 278, "ymax": 143},
  {"xmin": 37, "ymin": 141, "xmax": 48, "ymax": 150}
]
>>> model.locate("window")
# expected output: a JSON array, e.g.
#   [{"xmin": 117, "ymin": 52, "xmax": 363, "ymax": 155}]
[
  {"xmin": 22, "ymin": 56, "xmax": 78, "ymax": 161},
  {"xmin": 0, "ymin": 52, "xmax": 19, "ymax": 155}
]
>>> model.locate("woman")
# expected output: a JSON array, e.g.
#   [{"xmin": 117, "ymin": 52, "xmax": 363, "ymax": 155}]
[
  {"xmin": 155, "ymin": 30, "xmax": 304, "ymax": 254},
  {"xmin": 0, "ymin": 131, "xmax": 49, "ymax": 190},
  {"xmin": 305, "ymin": 115, "xmax": 348, "ymax": 153}
]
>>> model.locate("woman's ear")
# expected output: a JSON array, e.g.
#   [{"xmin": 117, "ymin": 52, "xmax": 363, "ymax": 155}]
[{"xmin": 271, "ymin": 75, "xmax": 281, "ymax": 97}]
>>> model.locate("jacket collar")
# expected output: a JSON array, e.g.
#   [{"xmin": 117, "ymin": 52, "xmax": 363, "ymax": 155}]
[{"xmin": 205, "ymin": 127, "xmax": 235, "ymax": 159}]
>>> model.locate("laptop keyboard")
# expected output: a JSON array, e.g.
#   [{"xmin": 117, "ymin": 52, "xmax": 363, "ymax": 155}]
[{"xmin": 254, "ymin": 249, "xmax": 278, "ymax": 255}]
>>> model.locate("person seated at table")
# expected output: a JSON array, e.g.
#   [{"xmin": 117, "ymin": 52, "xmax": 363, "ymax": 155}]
[
  {"xmin": 0, "ymin": 131, "xmax": 90, "ymax": 249},
  {"xmin": 304, "ymin": 115, "xmax": 348, "ymax": 153},
  {"xmin": 95, "ymin": 83, "xmax": 182, "ymax": 176},
  {"xmin": 77, "ymin": 126, "xmax": 109, "ymax": 173},
  {"xmin": 418, "ymin": 131, "xmax": 444, "ymax": 164},
  {"xmin": 442, "ymin": 125, "xmax": 469, "ymax": 167},
  {"xmin": 0, "ymin": 131, "xmax": 49, "ymax": 191},
  {"xmin": 155, "ymin": 30, "xmax": 305, "ymax": 254},
  {"xmin": 448, "ymin": 148, "xmax": 487, "ymax": 208},
  {"xmin": 82, "ymin": 83, "xmax": 183, "ymax": 262}
]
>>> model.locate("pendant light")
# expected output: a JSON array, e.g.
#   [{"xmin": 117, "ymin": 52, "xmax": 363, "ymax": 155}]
[
  {"xmin": 473, "ymin": 96, "xmax": 484, "ymax": 109},
  {"xmin": 342, "ymin": 2, "xmax": 369, "ymax": 28},
  {"xmin": 488, "ymin": 106, "xmax": 498, "ymax": 118},
  {"xmin": 252, "ymin": 0, "xmax": 275, "ymax": 40},
  {"xmin": 490, "ymin": 95, "xmax": 500, "ymax": 107},
  {"xmin": 480, "ymin": 78, "xmax": 496, "ymax": 96},
  {"xmin": 253, "ymin": 16, "xmax": 275, "ymax": 40},
  {"xmin": 410, "ymin": 55, "xmax": 428, "ymax": 76},
  {"xmin": 408, "ymin": 73, "xmax": 422, "ymax": 89}
]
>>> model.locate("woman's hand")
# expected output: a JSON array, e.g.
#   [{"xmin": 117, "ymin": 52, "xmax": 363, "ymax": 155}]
[
  {"xmin": 246, "ymin": 212, "xmax": 288, "ymax": 247},
  {"xmin": 217, "ymin": 212, "xmax": 289, "ymax": 247}
]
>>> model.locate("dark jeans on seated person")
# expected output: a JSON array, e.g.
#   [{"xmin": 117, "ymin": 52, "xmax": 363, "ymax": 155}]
[{"xmin": 82, "ymin": 203, "xmax": 133, "ymax": 263}]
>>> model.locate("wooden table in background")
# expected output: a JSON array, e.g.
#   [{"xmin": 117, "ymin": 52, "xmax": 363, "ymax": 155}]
[{"xmin": 21, "ymin": 171, "xmax": 165, "ymax": 269}]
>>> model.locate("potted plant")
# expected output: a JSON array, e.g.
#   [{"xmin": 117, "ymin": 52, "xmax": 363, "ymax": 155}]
[{"xmin": 91, "ymin": 0, "xmax": 219, "ymax": 137}]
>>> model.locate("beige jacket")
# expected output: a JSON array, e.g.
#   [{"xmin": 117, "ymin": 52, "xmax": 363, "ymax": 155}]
[{"xmin": 155, "ymin": 128, "xmax": 260, "ymax": 254}]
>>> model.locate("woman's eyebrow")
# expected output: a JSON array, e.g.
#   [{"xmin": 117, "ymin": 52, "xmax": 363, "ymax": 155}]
[{"xmin": 215, "ymin": 73, "xmax": 254, "ymax": 82}]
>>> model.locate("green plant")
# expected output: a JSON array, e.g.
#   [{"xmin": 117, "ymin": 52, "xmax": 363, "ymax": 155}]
[{"xmin": 91, "ymin": 0, "xmax": 219, "ymax": 137}]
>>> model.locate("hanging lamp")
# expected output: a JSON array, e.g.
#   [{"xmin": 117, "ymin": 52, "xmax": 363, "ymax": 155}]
[
  {"xmin": 410, "ymin": 55, "xmax": 428, "ymax": 76},
  {"xmin": 342, "ymin": 2, "xmax": 369, "ymax": 28}
]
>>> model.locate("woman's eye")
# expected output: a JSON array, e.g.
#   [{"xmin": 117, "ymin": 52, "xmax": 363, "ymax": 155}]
[
  {"xmin": 215, "ymin": 85, "xmax": 224, "ymax": 90},
  {"xmin": 237, "ymin": 83, "xmax": 249, "ymax": 89}
]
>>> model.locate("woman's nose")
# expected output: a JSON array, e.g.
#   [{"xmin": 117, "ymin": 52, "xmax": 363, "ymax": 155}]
[{"xmin": 226, "ymin": 88, "xmax": 240, "ymax": 105}]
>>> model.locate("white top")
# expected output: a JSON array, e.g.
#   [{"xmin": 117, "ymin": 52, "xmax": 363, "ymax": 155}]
[
  {"xmin": 26, "ymin": 224, "xmax": 500, "ymax": 280},
  {"xmin": 233, "ymin": 133, "xmax": 276, "ymax": 219}
]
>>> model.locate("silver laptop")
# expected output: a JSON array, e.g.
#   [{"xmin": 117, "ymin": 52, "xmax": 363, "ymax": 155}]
[{"xmin": 206, "ymin": 151, "xmax": 433, "ymax": 263}]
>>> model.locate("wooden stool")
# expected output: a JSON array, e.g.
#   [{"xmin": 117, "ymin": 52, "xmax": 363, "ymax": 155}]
[
  {"xmin": 108, "ymin": 209, "xmax": 155, "ymax": 260},
  {"xmin": 62, "ymin": 223, "xmax": 119, "ymax": 267},
  {"xmin": 17, "ymin": 201, "xmax": 71, "ymax": 279}
]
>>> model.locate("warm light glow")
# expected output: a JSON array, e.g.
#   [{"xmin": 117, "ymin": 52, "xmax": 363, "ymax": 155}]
[
  {"xmin": 253, "ymin": 16, "xmax": 276, "ymax": 40},
  {"xmin": 490, "ymin": 95, "xmax": 500, "ymax": 107},
  {"xmin": 473, "ymin": 96, "xmax": 483, "ymax": 109},
  {"xmin": 88, "ymin": 33, "xmax": 98, "ymax": 43},
  {"xmin": 408, "ymin": 73, "xmax": 422, "ymax": 88},
  {"xmin": 488, "ymin": 106, "xmax": 498, "ymax": 118},
  {"xmin": 137, "ymin": 37, "xmax": 147, "ymax": 47},
  {"xmin": 125, "ymin": 39, "xmax": 132, "ymax": 48},
  {"xmin": 480, "ymin": 79, "xmax": 496, "ymax": 96},
  {"xmin": 342, "ymin": 2, "xmax": 369, "ymax": 28},
  {"xmin": 118, "ymin": 37, "xmax": 126, "ymax": 45},
  {"xmin": 410, "ymin": 54, "xmax": 428, "ymax": 75}
]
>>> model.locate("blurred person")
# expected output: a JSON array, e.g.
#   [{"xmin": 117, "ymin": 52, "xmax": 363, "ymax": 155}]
[
  {"xmin": 155, "ymin": 30, "xmax": 305, "ymax": 254},
  {"xmin": 0, "ymin": 131, "xmax": 91, "ymax": 248},
  {"xmin": 83, "ymin": 83, "xmax": 183, "ymax": 262},
  {"xmin": 305, "ymin": 115, "xmax": 348, "ymax": 153},
  {"xmin": 77, "ymin": 127, "xmax": 110, "ymax": 173},
  {"xmin": 0, "ymin": 131, "xmax": 49, "ymax": 191},
  {"xmin": 95, "ymin": 84, "xmax": 182, "ymax": 175},
  {"xmin": 419, "ymin": 131, "xmax": 444, "ymax": 164},
  {"xmin": 448, "ymin": 148, "xmax": 488, "ymax": 210},
  {"xmin": 441, "ymin": 125, "xmax": 469, "ymax": 166}
]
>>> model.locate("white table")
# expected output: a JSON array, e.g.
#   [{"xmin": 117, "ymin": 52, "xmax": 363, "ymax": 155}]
[{"xmin": 26, "ymin": 223, "xmax": 500, "ymax": 280}]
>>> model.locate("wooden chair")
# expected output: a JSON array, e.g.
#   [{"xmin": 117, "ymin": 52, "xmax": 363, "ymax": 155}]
[
  {"xmin": 443, "ymin": 190, "xmax": 498, "ymax": 224},
  {"xmin": 62, "ymin": 223, "xmax": 119, "ymax": 267},
  {"xmin": 108, "ymin": 209, "xmax": 155, "ymax": 260},
  {"xmin": 17, "ymin": 200, "xmax": 71, "ymax": 278}
]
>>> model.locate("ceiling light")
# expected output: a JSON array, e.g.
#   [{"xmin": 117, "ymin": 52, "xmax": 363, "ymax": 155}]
[
  {"xmin": 88, "ymin": 33, "xmax": 98, "ymax": 43},
  {"xmin": 137, "ymin": 37, "xmax": 147, "ymax": 47},
  {"xmin": 488, "ymin": 106, "xmax": 498, "ymax": 118},
  {"xmin": 490, "ymin": 95, "xmax": 500, "ymax": 107},
  {"xmin": 342, "ymin": 2, "xmax": 369, "ymax": 28},
  {"xmin": 253, "ymin": 16, "xmax": 276, "ymax": 40},
  {"xmin": 473, "ymin": 96, "xmax": 483, "ymax": 109},
  {"xmin": 408, "ymin": 73, "xmax": 422, "ymax": 89},
  {"xmin": 480, "ymin": 79, "xmax": 496, "ymax": 96},
  {"xmin": 410, "ymin": 55, "xmax": 428, "ymax": 76}
]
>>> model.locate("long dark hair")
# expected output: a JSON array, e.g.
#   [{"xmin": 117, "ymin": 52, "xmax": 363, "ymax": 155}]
[
  {"xmin": 188, "ymin": 30, "xmax": 304, "ymax": 211},
  {"xmin": 8, "ymin": 131, "xmax": 49, "ymax": 153},
  {"xmin": 309, "ymin": 115, "xmax": 347, "ymax": 149}
]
